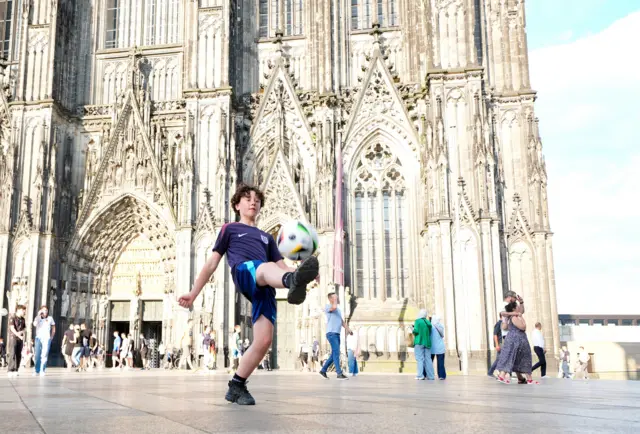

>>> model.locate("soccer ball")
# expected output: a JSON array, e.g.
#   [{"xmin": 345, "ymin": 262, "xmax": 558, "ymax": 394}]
[{"xmin": 276, "ymin": 220, "xmax": 319, "ymax": 261}]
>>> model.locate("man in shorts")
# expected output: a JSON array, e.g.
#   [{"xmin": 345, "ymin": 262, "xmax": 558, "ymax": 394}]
[
  {"xmin": 231, "ymin": 325, "xmax": 241, "ymax": 370},
  {"xmin": 140, "ymin": 333, "xmax": 150, "ymax": 370},
  {"xmin": 112, "ymin": 331, "xmax": 121, "ymax": 369},
  {"xmin": 79, "ymin": 324, "xmax": 91, "ymax": 371},
  {"xmin": 311, "ymin": 336, "xmax": 319, "ymax": 372},
  {"xmin": 179, "ymin": 184, "xmax": 319, "ymax": 405}
]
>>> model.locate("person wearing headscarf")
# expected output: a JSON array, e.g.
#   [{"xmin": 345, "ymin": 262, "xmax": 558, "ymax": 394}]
[
  {"xmin": 429, "ymin": 315, "xmax": 446, "ymax": 380},
  {"xmin": 412, "ymin": 309, "xmax": 434, "ymax": 380}
]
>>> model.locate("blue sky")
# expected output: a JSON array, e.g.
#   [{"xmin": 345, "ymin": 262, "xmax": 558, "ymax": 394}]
[
  {"xmin": 525, "ymin": 1, "xmax": 640, "ymax": 314},
  {"xmin": 525, "ymin": 0, "xmax": 639, "ymax": 49}
]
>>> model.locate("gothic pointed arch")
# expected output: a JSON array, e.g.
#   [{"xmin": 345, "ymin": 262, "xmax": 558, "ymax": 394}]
[
  {"xmin": 244, "ymin": 39, "xmax": 315, "ymax": 183},
  {"xmin": 507, "ymin": 193, "xmax": 534, "ymax": 247},
  {"xmin": 12, "ymin": 208, "xmax": 33, "ymax": 242},
  {"xmin": 457, "ymin": 178, "xmax": 479, "ymax": 231},
  {"xmin": 75, "ymin": 50, "xmax": 176, "ymax": 233},
  {"xmin": 257, "ymin": 148, "xmax": 306, "ymax": 232},
  {"xmin": 67, "ymin": 193, "xmax": 176, "ymax": 295},
  {"xmin": 193, "ymin": 192, "xmax": 216, "ymax": 246},
  {"xmin": 343, "ymin": 39, "xmax": 420, "ymax": 172}
]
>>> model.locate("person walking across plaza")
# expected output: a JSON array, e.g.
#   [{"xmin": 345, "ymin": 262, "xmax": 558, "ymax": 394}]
[
  {"xmin": 33, "ymin": 305, "xmax": 56, "ymax": 376},
  {"xmin": 560, "ymin": 346, "xmax": 571, "ymax": 378},
  {"xmin": 7, "ymin": 305, "xmax": 26, "ymax": 377},
  {"xmin": 71, "ymin": 325, "xmax": 82, "ymax": 369},
  {"xmin": 574, "ymin": 346, "xmax": 590, "ymax": 380},
  {"xmin": 202, "ymin": 326, "xmax": 212, "ymax": 369},
  {"xmin": 178, "ymin": 184, "xmax": 320, "ymax": 405},
  {"xmin": 79, "ymin": 323, "xmax": 91, "ymax": 372},
  {"xmin": 430, "ymin": 315, "xmax": 446, "ymax": 380},
  {"xmin": 495, "ymin": 301, "xmax": 538, "ymax": 385},
  {"xmin": 311, "ymin": 336, "xmax": 319, "ymax": 372},
  {"xmin": 62, "ymin": 324, "xmax": 75, "ymax": 370},
  {"xmin": 346, "ymin": 329, "xmax": 359, "ymax": 377},
  {"xmin": 179, "ymin": 321, "xmax": 194, "ymax": 370},
  {"xmin": 231, "ymin": 325, "xmax": 241, "ymax": 370},
  {"xmin": 413, "ymin": 309, "xmax": 434, "ymax": 380},
  {"xmin": 119, "ymin": 332, "xmax": 129, "ymax": 370},
  {"xmin": 488, "ymin": 316, "xmax": 505, "ymax": 377},
  {"xmin": 112, "ymin": 330, "xmax": 122, "ymax": 369},
  {"xmin": 0, "ymin": 337, "xmax": 5, "ymax": 368},
  {"xmin": 319, "ymin": 292, "xmax": 351, "ymax": 380},
  {"xmin": 531, "ymin": 322, "xmax": 547, "ymax": 378},
  {"xmin": 140, "ymin": 333, "xmax": 150, "ymax": 370}
]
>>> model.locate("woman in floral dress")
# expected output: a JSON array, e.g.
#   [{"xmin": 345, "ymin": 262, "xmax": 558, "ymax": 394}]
[{"xmin": 495, "ymin": 301, "xmax": 538, "ymax": 385}]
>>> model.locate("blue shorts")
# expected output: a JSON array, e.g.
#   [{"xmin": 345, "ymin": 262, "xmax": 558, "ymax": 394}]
[{"xmin": 233, "ymin": 260, "xmax": 277, "ymax": 325}]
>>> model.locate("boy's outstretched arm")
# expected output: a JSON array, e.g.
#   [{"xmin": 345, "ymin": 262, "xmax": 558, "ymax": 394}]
[{"xmin": 179, "ymin": 252, "xmax": 223, "ymax": 307}]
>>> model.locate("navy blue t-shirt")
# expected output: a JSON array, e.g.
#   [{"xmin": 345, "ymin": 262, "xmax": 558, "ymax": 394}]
[{"xmin": 212, "ymin": 223, "xmax": 283, "ymax": 271}]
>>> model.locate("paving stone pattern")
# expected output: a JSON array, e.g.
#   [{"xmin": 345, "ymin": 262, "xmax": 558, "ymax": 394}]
[{"xmin": 1, "ymin": 370, "xmax": 639, "ymax": 433}]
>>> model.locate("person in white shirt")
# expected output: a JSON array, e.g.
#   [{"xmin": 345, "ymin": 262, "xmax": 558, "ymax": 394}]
[
  {"xmin": 33, "ymin": 305, "xmax": 56, "ymax": 376},
  {"xmin": 531, "ymin": 322, "xmax": 547, "ymax": 378},
  {"xmin": 574, "ymin": 346, "xmax": 590, "ymax": 380},
  {"xmin": 346, "ymin": 331, "xmax": 358, "ymax": 376},
  {"xmin": 299, "ymin": 340, "xmax": 310, "ymax": 371}
]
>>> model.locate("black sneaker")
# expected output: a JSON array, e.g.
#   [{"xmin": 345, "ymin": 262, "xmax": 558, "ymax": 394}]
[
  {"xmin": 225, "ymin": 380, "xmax": 256, "ymax": 405},
  {"xmin": 319, "ymin": 371, "xmax": 329, "ymax": 379},
  {"xmin": 336, "ymin": 374, "xmax": 349, "ymax": 380},
  {"xmin": 287, "ymin": 256, "xmax": 319, "ymax": 305}
]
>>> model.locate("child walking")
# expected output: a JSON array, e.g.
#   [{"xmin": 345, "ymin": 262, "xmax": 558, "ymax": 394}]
[{"xmin": 178, "ymin": 184, "xmax": 319, "ymax": 405}]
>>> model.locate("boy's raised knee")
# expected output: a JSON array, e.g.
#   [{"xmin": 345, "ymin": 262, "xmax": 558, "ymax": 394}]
[{"xmin": 256, "ymin": 334, "xmax": 272, "ymax": 351}]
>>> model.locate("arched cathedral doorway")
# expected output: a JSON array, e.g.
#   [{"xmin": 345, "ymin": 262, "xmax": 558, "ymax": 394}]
[{"xmin": 65, "ymin": 194, "xmax": 176, "ymax": 361}]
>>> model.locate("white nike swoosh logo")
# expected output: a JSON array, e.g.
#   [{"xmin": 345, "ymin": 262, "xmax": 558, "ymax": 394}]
[{"xmin": 238, "ymin": 234, "xmax": 248, "ymax": 238}]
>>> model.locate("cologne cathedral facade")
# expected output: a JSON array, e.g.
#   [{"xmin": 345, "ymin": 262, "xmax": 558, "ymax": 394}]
[{"xmin": 0, "ymin": 0, "xmax": 558, "ymax": 372}]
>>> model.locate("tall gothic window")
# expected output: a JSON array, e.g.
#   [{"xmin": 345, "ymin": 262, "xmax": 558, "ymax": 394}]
[
  {"xmin": 105, "ymin": 0, "xmax": 121, "ymax": 49},
  {"xmin": 0, "ymin": 0, "xmax": 13, "ymax": 59},
  {"xmin": 259, "ymin": 0, "xmax": 269, "ymax": 37},
  {"xmin": 352, "ymin": 142, "xmax": 409, "ymax": 300},
  {"xmin": 259, "ymin": 0, "xmax": 303, "ymax": 38},
  {"xmin": 351, "ymin": 0, "xmax": 397, "ymax": 30},
  {"xmin": 105, "ymin": 0, "xmax": 181, "ymax": 49}
]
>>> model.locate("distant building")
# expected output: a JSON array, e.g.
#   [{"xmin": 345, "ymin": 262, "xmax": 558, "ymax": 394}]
[{"xmin": 559, "ymin": 315, "xmax": 640, "ymax": 380}]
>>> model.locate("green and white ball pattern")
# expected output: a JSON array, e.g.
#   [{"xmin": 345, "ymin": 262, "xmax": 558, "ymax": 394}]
[{"xmin": 276, "ymin": 220, "xmax": 319, "ymax": 261}]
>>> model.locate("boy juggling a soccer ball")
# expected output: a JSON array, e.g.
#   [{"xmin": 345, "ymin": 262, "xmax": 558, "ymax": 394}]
[{"xmin": 178, "ymin": 184, "xmax": 319, "ymax": 405}]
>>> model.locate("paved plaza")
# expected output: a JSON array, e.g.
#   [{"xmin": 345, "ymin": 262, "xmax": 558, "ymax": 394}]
[{"xmin": 1, "ymin": 370, "xmax": 639, "ymax": 433}]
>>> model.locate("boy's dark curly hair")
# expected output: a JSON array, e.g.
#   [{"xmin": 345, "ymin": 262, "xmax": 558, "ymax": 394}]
[{"xmin": 231, "ymin": 183, "xmax": 265, "ymax": 211}]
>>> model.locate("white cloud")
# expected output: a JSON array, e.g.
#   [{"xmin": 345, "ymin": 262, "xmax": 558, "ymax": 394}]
[{"xmin": 529, "ymin": 12, "xmax": 640, "ymax": 314}]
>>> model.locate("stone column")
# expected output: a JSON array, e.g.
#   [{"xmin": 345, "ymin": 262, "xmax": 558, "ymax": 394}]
[
  {"xmin": 478, "ymin": 217, "xmax": 497, "ymax": 349},
  {"xmin": 438, "ymin": 220, "xmax": 457, "ymax": 352}
]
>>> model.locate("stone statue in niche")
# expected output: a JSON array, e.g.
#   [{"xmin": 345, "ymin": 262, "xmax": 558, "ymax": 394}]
[
  {"xmin": 6, "ymin": 281, "xmax": 18, "ymax": 312},
  {"xmin": 115, "ymin": 164, "xmax": 124, "ymax": 186},
  {"xmin": 163, "ymin": 291, "xmax": 173, "ymax": 319},
  {"xmin": 49, "ymin": 288, "xmax": 57, "ymax": 314},
  {"xmin": 99, "ymin": 294, "xmax": 109, "ymax": 319},
  {"xmin": 78, "ymin": 292, "xmax": 87, "ymax": 319},
  {"xmin": 205, "ymin": 286, "xmax": 214, "ymax": 313},
  {"xmin": 136, "ymin": 163, "xmax": 145, "ymax": 187},
  {"xmin": 125, "ymin": 150, "xmax": 135, "ymax": 181},
  {"xmin": 69, "ymin": 291, "xmax": 77, "ymax": 318},
  {"xmin": 106, "ymin": 164, "xmax": 115, "ymax": 187},
  {"xmin": 63, "ymin": 152, "xmax": 72, "ymax": 184},
  {"xmin": 90, "ymin": 295, "xmax": 98, "ymax": 321},
  {"xmin": 60, "ymin": 287, "xmax": 69, "ymax": 317},
  {"xmin": 18, "ymin": 278, "xmax": 28, "ymax": 305},
  {"xmin": 145, "ymin": 170, "xmax": 153, "ymax": 193}
]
